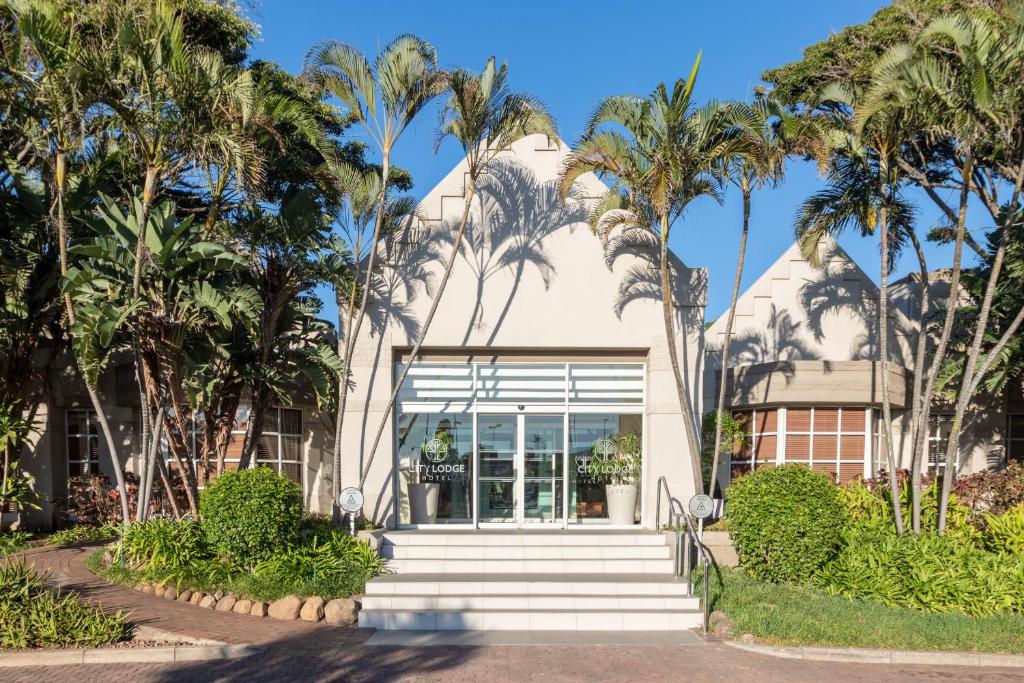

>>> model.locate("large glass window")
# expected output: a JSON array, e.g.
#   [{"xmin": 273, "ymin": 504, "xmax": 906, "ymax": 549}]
[
  {"xmin": 568, "ymin": 414, "xmax": 642, "ymax": 523},
  {"xmin": 66, "ymin": 409, "xmax": 99, "ymax": 478},
  {"xmin": 397, "ymin": 411, "xmax": 473, "ymax": 524}
]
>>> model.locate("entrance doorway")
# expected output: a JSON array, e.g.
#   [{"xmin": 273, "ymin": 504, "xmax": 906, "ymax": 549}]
[{"xmin": 478, "ymin": 414, "xmax": 565, "ymax": 526}]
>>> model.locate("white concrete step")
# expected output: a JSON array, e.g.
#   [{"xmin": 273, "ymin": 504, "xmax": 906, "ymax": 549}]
[
  {"xmin": 358, "ymin": 608, "xmax": 703, "ymax": 631},
  {"xmin": 364, "ymin": 574, "xmax": 692, "ymax": 596},
  {"xmin": 383, "ymin": 558, "xmax": 675, "ymax": 574},
  {"xmin": 362, "ymin": 594, "xmax": 699, "ymax": 610},
  {"xmin": 381, "ymin": 531, "xmax": 669, "ymax": 547},
  {"xmin": 381, "ymin": 544, "xmax": 671, "ymax": 560}
]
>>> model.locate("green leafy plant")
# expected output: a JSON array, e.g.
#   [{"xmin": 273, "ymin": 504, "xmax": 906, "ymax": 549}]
[
  {"xmin": 984, "ymin": 504, "xmax": 1024, "ymax": 555},
  {"xmin": 199, "ymin": 466, "xmax": 302, "ymax": 568},
  {"xmin": 0, "ymin": 561, "xmax": 131, "ymax": 649},
  {"xmin": 47, "ymin": 524, "xmax": 118, "ymax": 546},
  {"xmin": 585, "ymin": 432, "xmax": 642, "ymax": 485},
  {"xmin": 117, "ymin": 519, "xmax": 209, "ymax": 570},
  {"xmin": 0, "ymin": 531, "xmax": 32, "ymax": 557},
  {"xmin": 817, "ymin": 531, "xmax": 1024, "ymax": 616},
  {"xmin": 726, "ymin": 464, "xmax": 847, "ymax": 584}
]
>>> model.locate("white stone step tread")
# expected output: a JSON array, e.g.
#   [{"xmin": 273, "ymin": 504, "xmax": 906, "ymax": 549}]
[
  {"xmin": 359, "ymin": 608, "xmax": 703, "ymax": 631},
  {"xmin": 365, "ymin": 573, "xmax": 691, "ymax": 596},
  {"xmin": 381, "ymin": 545, "xmax": 671, "ymax": 560},
  {"xmin": 383, "ymin": 558, "xmax": 675, "ymax": 574},
  {"xmin": 382, "ymin": 531, "xmax": 669, "ymax": 546},
  {"xmin": 362, "ymin": 594, "xmax": 700, "ymax": 610}
]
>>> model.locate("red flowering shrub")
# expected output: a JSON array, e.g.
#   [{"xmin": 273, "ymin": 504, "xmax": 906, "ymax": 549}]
[
  {"xmin": 955, "ymin": 462, "xmax": 1024, "ymax": 526},
  {"xmin": 55, "ymin": 472, "xmax": 189, "ymax": 525}
]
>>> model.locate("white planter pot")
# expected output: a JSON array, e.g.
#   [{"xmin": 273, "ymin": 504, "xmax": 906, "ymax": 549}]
[
  {"xmin": 605, "ymin": 484, "xmax": 637, "ymax": 525},
  {"xmin": 409, "ymin": 483, "xmax": 440, "ymax": 524}
]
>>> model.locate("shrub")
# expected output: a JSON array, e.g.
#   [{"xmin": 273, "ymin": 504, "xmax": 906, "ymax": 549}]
[
  {"xmin": 726, "ymin": 464, "xmax": 846, "ymax": 583},
  {"xmin": 817, "ymin": 532, "xmax": 1024, "ymax": 616},
  {"xmin": 0, "ymin": 561, "xmax": 131, "ymax": 649},
  {"xmin": 200, "ymin": 466, "xmax": 301, "ymax": 568},
  {"xmin": 56, "ymin": 472, "xmax": 189, "ymax": 525},
  {"xmin": 841, "ymin": 477, "xmax": 978, "ymax": 543},
  {"xmin": 118, "ymin": 519, "xmax": 210, "ymax": 571},
  {"xmin": 956, "ymin": 462, "xmax": 1024, "ymax": 526},
  {"xmin": 984, "ymin": 504, "xmax": 1024, "ymax": 555},
  {"xmin": 253, "ymin": 530, "xmax": 386, "ymax": 596},
  {"xmin": 47, "ymin": 524, "xmax": 118, "ymax": 546},
  {"xmin": 0, "ymin": 531, "xmax": 31, "ymax": 557}
]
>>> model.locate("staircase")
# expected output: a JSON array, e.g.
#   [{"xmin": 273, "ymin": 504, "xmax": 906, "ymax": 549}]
[{"xmin": 359, "ymin": 530, "xmax": 701, "ymax": 631}]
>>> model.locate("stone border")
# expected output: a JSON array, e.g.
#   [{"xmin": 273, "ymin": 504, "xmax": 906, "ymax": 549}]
[
  {"xmin": 726, "ymin": 640, "xmax": 1024, "ymax": 668},
  {"xmin": 0, "ymin": 643, "xmax": 262, "ymax": 667}
]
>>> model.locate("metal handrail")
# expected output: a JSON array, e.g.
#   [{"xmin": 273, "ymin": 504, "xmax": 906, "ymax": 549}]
[{"xmin": 656, "ymin": 476, "xmax": 712, "ymax": 634}]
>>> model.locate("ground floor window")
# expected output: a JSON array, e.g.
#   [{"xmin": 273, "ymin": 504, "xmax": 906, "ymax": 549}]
[
  {"xmin": 925, "ymin": 413, "xmax": 959, "ymax": 474},
  {"xmin": 731, "ymin": 406, "xmax": 869, "ymax": 483},
  {"xmin": 66, "ymin": 409, "xmax": 99, "ymax": 477},
  {"xmin": 256, "ymin": 408, "xmax": 304, "ymax": 485},
  {"xmin": 395, "ymin": 361, "xmax": 644, "ymax": 526},
  {"xmin": 1007, "ymin": 415, "xmax": 1023, "ymax": 464}
]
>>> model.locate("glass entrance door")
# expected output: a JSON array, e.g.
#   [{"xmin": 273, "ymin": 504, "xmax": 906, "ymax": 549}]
[{"xmin": 478, "ymin": 414, "xmax": 565, "ymax": 526}]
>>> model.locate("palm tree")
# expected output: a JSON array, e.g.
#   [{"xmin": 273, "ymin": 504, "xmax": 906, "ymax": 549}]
[
  {"xmin": 858, "ymin": 10, "xmax": 1024, "ymax": 531},
  {"xmin": 796, "ymin": 80, "xmax": 917, "ymax": 534},
  {"xmin": 303, "ymin": 35, "xmax": 443, "ymax": 510},
  {"xmin": 559, "ymin": 55, "xmax": 735, "ymax": 493},
  {"xmin": 708, "ymin": 97, "xmax": 817, "ymax": 495},
  {"xmin": 6, "ymin": 0, "xmax": 133, "ymax": 520},
  {"xmin": 356, "ymin": 56, "xmax": 558, "ymax": 487}
]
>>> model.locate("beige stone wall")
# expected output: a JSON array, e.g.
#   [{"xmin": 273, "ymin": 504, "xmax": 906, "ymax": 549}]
[{"xmin": 340, "ymin": 134, "xmax": 707, "ymax": 528}]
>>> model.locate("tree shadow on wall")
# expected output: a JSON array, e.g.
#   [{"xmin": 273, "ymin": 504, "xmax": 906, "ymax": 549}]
[{"xmin": 448, "ymin": 159, "xmax": 588, "ymax": 345}]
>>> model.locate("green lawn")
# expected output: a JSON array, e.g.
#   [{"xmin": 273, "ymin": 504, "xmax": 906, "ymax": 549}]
[{"xmin": 708, "ymin": 567, "xmax": 1024, "ymax": 653}]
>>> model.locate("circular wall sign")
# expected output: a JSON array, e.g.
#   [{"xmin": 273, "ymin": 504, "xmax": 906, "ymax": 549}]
[
  {"xmin": 338, "ymin": 487, "xmax": 364, "ymax": 513},
  {"xmin": 688, "ymin": 493, "xmax": 715, "ymax": 520}
]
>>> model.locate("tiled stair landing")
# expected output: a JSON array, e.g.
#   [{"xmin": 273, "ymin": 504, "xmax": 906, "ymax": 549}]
[{"xmin": 359, "ymin": 531, "xmax": 700, "ymax": 631}]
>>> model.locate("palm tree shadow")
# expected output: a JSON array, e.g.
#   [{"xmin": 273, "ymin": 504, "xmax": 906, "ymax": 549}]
[{"xmin": 427, "ymin": 159, "xmax": 588, "ymax": 345}]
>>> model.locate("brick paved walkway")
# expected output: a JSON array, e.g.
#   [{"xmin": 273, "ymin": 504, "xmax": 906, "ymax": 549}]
[{"xmin": 4, "ymin": 545, "xmax": 1023, "ymax": 682}]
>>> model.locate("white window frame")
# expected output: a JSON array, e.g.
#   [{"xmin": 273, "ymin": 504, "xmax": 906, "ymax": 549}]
[
  {"xmin": 783, "ymin": 407, "xmax": 870, "ymax": 483},
  {"xmin": 66, "ymin": 409, "xmax": 100, "ymax": 478},
  {"xmin": 926, "ymin": 413, "xmax": 959, "ymax": 473},
  {"xmin": 255, "ymin": 407, "xmax": 304, "ymax": 490}
]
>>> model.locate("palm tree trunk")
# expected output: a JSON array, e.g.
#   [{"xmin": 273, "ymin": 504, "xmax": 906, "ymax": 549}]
[
  {"xmin": 659, "ymin": 215, "xmax": 704, "ymax": 495},
  {"xmin": 136, "ymin": 406, "xmax": 164, "ymax": 521},
  {"xmin": 878, "ymin": 199, "xmax": 904, "ymax": 535},
  {"xmin": 359, "ymin": 175, "xmax": 476, "ymax": 489},
  {"xmin": 906, "ymin": 230, "xmax": 930, "ymax": 533},
  {"xmin": 938, "ymin": 159, "xmax": 1024, "ymax": 531},
  {"xmin": 333, "ymin": 154, "xmax": 391, "ymax": 507},
  {"xmin": 55, "ymin": 149, "xmax": 131, "ymax": 523},
  {"xmin": 710, "ymin": 187, "xmax": 750, "ymax": 496}
]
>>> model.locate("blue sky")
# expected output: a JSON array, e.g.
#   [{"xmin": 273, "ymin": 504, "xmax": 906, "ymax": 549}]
[{"xmin": 247, "ymin": 0, "xmax": 964, "ymax": 322}]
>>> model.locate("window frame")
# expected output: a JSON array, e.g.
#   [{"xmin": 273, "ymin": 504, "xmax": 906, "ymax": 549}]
[
  {"xmin": 1006, "ymin": 414, "xmax": 1024, "ymax": 465},
  {"xmin": 255, "ymin": 407, "xmax": 304, "ymax": 489},
  {"xmin": 66, "ymin": 409, "xmax": 100, "ymax": 479}
]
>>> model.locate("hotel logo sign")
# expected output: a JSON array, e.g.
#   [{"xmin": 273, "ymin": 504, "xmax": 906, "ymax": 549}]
[{"xmin": 423, "ymin": 437, "xmax": 449, "ymax": 463}]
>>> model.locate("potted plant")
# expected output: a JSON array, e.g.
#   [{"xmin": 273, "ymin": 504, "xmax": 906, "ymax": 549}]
[
  {"xmin": 587, "ymin": 433, "xmax": 641, "ymax": 525},
  {"xmin": 408, "ymin": 430, "xmax": 451, "ymax": 524}
]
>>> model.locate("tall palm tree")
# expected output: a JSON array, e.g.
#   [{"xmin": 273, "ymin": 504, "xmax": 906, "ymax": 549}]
[
  {"xmin": 303, "ymin": 35, "xmax": 443, "ymax": 510},
  {"xmin": 796, "ymin": 81, "xmax": 915, "ymax": 534},
  {"xmin": 708, "ymin": 97, "xmax": 816, "ymax": 495},
  {"xmin": 559, "ymin": 55, "xmax": 735, "ymax": 493},
  {"xmin": 858, "ymin": 10, "xmax": 1024, "ymax": 531},
  {"xmin": 6, "ymin": 0, "xmax": 132, "ymax": 521},
  {"xmin": 356, "ymin": 56, "xmax": 558, "ymax": 487}
]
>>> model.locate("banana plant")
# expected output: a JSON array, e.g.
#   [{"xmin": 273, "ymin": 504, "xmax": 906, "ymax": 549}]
[{"xmin": 63, "ymin": 193, "xmax": 249, "ymax": 517}]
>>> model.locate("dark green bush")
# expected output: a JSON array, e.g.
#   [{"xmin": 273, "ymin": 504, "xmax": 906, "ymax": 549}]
[
  {"xmin": 199, "ymin": 466, "xmax": 302, "ymax": 568},
  {"xmin": 726, "ymin": 464, "xmax": 846, "ymax": 584},
  {"xmin": 0, "ymin": 561, "xmax": 131, "ymax": 649}
]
